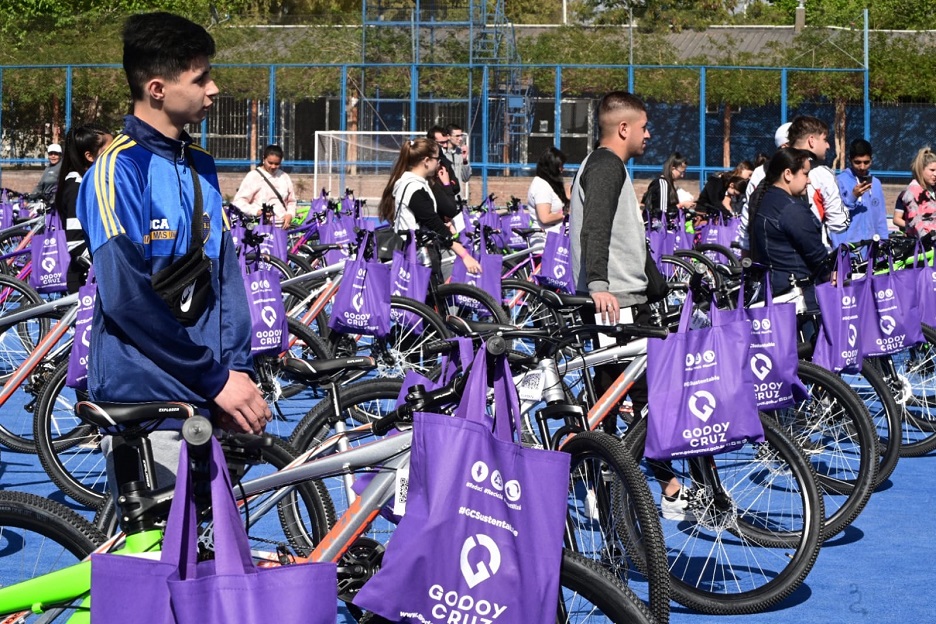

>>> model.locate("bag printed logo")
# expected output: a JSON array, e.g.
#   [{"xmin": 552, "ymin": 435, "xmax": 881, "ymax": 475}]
[
  {"xmin": 689, "ymin": 390, "xmax": 717, "ymax": 422},
  {"xmin": 41, "ymin": 256, "xmax": 57, "ymax": 272},
  {"xmin": 685, "ymin": 350, "xmax": 716, "ymax": 370},
  {"xmin": 847, "ymin": 323, "xmax": 858, "ymax": 348},
  {"xmin": 876, "ymin": 289, "xmax": 894, "ymax": 300},
  {"xmin": 880, "ymin": 315, "xmax": 896, "ymax": 336},
  {"xmin": 751, "ymin": 353, "xmax": 773, "ymax": 381},
  {"xmin": 352, "ymin": 291, "xmax": 366, "ymax": 313},
  {"xmin": 751, "ymin": 318, "xmax": 771, "ymax": 332},
  {"xmin": 179, "ymin": 283, "xmax": 196, "ymax": 313},
  {"xmin": 459, "ymin": 535, "xmax": 502, "ymax": 589},
  {"xmin": 260, "ymin": 306, "xmax": 278, "ymax": 328},
  {"xmin": 467, "ymin": 460, "xmax": 522, "ymax": 509}
]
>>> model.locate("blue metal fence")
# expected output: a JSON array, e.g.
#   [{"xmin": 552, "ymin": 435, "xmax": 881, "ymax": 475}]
[{"xmin": 5, "ymin": 60, "xmax": 923, "ymax": 197}]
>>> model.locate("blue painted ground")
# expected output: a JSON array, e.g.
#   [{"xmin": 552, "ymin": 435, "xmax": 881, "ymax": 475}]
[{"xmin": 2, "ymin": 396, "xmax": 933, "ymax": 623}]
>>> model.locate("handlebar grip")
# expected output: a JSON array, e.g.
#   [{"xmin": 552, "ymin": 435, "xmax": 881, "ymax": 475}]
[{"xmin": 372, "ymin": 405, "xmax": 412, "ymax": 437}]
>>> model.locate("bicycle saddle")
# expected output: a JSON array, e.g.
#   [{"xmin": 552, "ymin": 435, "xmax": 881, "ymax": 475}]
[
  {"xmin": 75, "ymin": 401, "xmax": 197, "ymax": 428},
  {"xmin": 280, "ymin": 356, "xmax": 376, "ymax": 384}
]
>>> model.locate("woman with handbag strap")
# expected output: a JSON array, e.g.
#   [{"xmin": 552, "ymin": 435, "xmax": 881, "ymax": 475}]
[
  {"xmin": 377, "ymin": 138, "xmax": 480, "ymax": 277},
  {"xmin": 232, "ymin": 144, "xmax": 297, "ymax": 229}
]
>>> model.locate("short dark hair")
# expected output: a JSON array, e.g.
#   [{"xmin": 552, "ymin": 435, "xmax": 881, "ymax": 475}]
[
  {"xmin": 597, "ymin": 91, "xmax": 646, "ymax": 139},
  {"xmin": 426, "ymin": 125, "xmax": 447, "ymax": 140},
  {"xmin": 849, "ymin": 139, "xmax": 873, "ymax": 159},
  {"xmin": 787, "ymin": 115, "xmax": 829, "ymax": 146},
  {"xmin": 122, "ymin": 12, "xmax": 216, "ymax": 101},
  {"xmin": 262, "ymin": 144, "xmax": 284, "ymax": 161},
  {"xmin": 444, "ymin": 123, "xmax": 463, "ymax": 135}
]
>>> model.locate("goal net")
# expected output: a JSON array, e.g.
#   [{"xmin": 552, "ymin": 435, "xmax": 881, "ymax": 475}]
[{"xmin": 313, "ymin": 131, "xmax": 424, "ymax": 207}]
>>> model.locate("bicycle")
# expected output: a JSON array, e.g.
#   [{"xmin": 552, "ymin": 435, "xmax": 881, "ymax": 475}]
[{"xmin": 0, "ymin": 352, "xmax": 655, "ymax": 623}]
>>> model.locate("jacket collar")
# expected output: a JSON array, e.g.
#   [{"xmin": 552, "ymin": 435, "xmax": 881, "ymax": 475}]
[{"xmin": 121, "ymin": 115, "xmax": 194, "ymax": 162}]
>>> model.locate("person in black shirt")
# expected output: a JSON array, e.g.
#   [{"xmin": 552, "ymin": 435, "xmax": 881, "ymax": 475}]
[
  {"xmin": 378, "ymin": 137, "xmax": 480, "ymax": 278},
  {"xmin": 641, "ymin": 151, "xmax": 693, "ymax": 227},
  {"xmin": 53, "ymin": 124, "xmax": 114, "ymax": 292},
  {"xmin": 697, "ymin": 160, "xmax": 754, "ymax": 217},
  {"xmin": 749, "ymin": 147, "xmax": 828, "ymax": 313}
]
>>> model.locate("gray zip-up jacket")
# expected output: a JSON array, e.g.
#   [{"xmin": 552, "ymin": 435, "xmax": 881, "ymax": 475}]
[{"xmin": 570, "ymin": 148, "xmax": 648, "ymax": 307}]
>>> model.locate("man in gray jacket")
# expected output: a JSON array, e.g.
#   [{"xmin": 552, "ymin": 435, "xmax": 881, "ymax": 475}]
[
  {"xmin": 570, "ymin": 91, "xmax": 694, "ymax": 521},
  {"xmin": 570, "ymin": 91, "xmax": 649, "ymax": 323}
]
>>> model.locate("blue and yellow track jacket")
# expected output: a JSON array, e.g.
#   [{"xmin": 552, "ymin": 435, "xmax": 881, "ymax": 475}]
[{"xmin": 77, "ymin": 115, "xmax": 251, "ymax": 409}]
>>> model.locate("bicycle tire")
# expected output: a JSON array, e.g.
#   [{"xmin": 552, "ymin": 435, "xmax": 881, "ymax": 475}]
[
  {"xmin": 622, "ymin": 413, "xmax": 824, "ymax": 615},
  {"xmin": 289, "ymin": 379, "xmax": 405, "ymax": 454},
  {"xmin": 560, "ymin": 431, "xmax": 670, "ymax": 624},
  {"xmin": 328, "ymin": 296, "xmax": 451, "ymax": 379},
  {"xmin": 766, "ymin": 360, "xmax": 877, "ymax": 539},
  {"xmin": 359, "ymin": 549, "xmax": 656, "ymax": 624},
  {"xmin": 694, "ymin": 243, "xmax": 741, "ymax": 268},
  {"xmin": 254, "ymin": 316, "xmax": 334, "ymax": 439},
  {"xmin": 0, "ymin": 273, "xmax": 50, "ymax": 393},
  {"xmin": 0, "ymin": 490, "xmax": 106, "ymax": 622},
  {"xmin": 840, "ymin": 359, "xmax": 902, "ymax": 487},
  {"xmin": 500, "ymin": 278, "xmax": 564, "ymax": 354},
  {"xmin": 433, "ymin": 282, "xmax": 510, "ymax": 325},
  {"xmin": 672, "ymin": 249, "xmax": 723, "ymax": 289},
  {"xmin": 877, "ymin": 324, "xmax": 936, "ymax": 456},
  {"xmin": 244, "ymin": 251, "xmax": 294, "ymax": 280}
]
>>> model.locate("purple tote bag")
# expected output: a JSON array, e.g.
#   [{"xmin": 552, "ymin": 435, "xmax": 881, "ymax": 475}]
[
  {"xmin": 646, "ymin": 291, "xmax": 764, "ymax": 461},
  {"xmin": 451, "ymin": 229, "xmax": 503, "ymax": 310},
  {"xmin": 501, "ymin": 211, "xmax": 531, "ymax": 250},
  {"xmin": 328, "ymin": 233, "xmax": 392, "ymax": 337},
  {"xmin": 29, "ymin": 212, "xmax": 69, "ymax": 293},
  {"xmin": 390, "ymin": 233, "xmax": 432, "ymax": 332},
  {"xmin": 813, "ymin": 247, "xmax": 870, "ymax": 374},
  {"xmin": 319, "ymin": 210, "xmax": 356, "ymax": 266},
  {"xmin": 711, "ymin": 278, "xmax": 808, "ymax": 410},
  {"xmin": 66, "ymin": 270, "xmax": 96, "ymax": 390},
  {"xmin": 861, "ymin": 247, "xmax": 924, "ymax": 356},
  {"xmin": 534, "ymin": 225, "xmax": 575, "ymax": 293},
  {"xmin": 243, "ymin": 263, "xmax": 289, "ymax": 356},
  {"xmin": 917, "ymin": 240, "xmax": 936, "ymax": 326},
  {"xmin": 91, "ymin": 438, "xmax": 336, "ymax": 624},
  {"xmin": 355, "ymin": 345, "xmax": 570, "ymax": 623}
]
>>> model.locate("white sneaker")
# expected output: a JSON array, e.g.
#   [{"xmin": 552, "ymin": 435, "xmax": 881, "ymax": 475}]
[{"xmin": 661, "ymin": 487, "xmax": 695, "ymax": 522}]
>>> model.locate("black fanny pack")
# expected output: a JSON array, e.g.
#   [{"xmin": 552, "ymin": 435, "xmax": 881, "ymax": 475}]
[{"xmin": 151, "ymin": 150, "xmax": 212, "ymax": 324}]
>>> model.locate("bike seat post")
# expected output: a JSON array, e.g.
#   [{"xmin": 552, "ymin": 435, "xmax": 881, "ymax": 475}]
[{"xmin": 112, "ymin": 432, "xmax": 162, "ymax": 535}]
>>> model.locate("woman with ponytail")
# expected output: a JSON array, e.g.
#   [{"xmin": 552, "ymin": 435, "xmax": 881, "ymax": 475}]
[
  {"xmin": 54, "ymin": 123, "xmax": 113, "ymax": 292},
  {"xmin": 378, "ymin": 138, "xmax": 480, "ymax": 277},
  {"xmin": 750, "ymin": 147, "xmax": 827, "ymax": 312}
]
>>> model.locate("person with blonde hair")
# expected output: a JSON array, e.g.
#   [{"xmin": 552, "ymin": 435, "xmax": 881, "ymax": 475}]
[
  {"xmin": 899, "ymin": 147, "xmax": 936, "ymax": 237},
  {"xmin": 378, "ymin": 138, "xmax": 480, "ymax": 277}
]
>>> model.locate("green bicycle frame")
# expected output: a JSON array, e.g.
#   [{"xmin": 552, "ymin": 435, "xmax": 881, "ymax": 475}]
[{"xmin": 0, "ymin": 529, "xmax": 163, "ymax": 623}]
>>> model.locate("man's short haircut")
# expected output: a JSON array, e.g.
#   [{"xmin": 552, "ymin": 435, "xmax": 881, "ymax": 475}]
[
  {"xmin": 597, "ymin": 91, "xmax": 646, "ymax": 138},
  {"xmin": 122, "ymin": 12, "xmax": 216, "ymax": 102},
  {"xmin": 849, "ymin": 139, "xmax": 873, "ymax": 159},
  {"xmin": 787, "ymin": 115, "xmax": 829, "ymax": 146},
  {"xmin": 444, "ymin": 123, "xmax": 463, "ymax": 135},
  {"xmin": 426, "ymin": 125, "xmax": 447, "ymax": 140},
  {"xmin": 262, "ymin": 144, "xmax": 284, "ymax": 161}
]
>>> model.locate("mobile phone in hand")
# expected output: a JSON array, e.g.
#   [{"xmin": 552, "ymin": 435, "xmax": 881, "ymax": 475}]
[{"xmin": 858, "ymin": 175, "xmax": 871, "ymax": 185}]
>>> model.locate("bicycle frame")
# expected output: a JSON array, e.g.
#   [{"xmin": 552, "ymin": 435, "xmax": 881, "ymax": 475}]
[{"xmin": 0, "ymin": 424, "xmax": 413, "ymax": 622}]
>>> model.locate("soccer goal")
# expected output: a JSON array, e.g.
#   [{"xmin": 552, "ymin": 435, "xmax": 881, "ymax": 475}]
[{"xmin": 313, "ymin": 131, "xmax": 424, "ymax": 204}]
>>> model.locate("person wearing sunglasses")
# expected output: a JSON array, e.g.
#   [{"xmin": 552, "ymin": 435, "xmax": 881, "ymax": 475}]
[
  {"xmin": 834, "ymin": 139, "xmax": 889, "ymax": 246},
  {"xmin": 444, "ymin": 123, "xmax": 472, "ymax": 201}
]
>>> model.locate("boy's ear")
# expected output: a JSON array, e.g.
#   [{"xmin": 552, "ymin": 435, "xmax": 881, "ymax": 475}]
[{"xmin": 146, "ymin": 77, "xmax": 166, "ymax": 102}]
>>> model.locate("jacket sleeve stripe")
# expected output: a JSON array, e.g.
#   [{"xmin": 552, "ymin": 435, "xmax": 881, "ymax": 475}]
[{"xmin": 95, "ymin": 135, "xmax": 134, "ymax": 239}]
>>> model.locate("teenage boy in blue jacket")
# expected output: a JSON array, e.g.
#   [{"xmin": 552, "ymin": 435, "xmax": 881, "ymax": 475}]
[
  {"xmin": 835, "ymin": 139, "xmax": 890, "ymax": 247},
  {"xmin": 78, "ymin": 12, "xmax": 270, "ymax": 485}
]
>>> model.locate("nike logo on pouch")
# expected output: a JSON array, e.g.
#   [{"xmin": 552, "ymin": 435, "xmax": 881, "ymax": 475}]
[{"xmin": 180, "ymin": 283, "xmax": 196, "ymax": 313}]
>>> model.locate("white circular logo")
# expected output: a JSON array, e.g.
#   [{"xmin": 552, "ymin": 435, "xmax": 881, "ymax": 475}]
[
  {"xmin": 504, "ymin": 480, "xmax": 521, "ymax": 502},
  {"xmin": 471, "ymin": 461, "xmax": 489, "ymax": 483},
  {"xmin": 490, "ymin": 470, "xmax": 503, "ymax": 491}
]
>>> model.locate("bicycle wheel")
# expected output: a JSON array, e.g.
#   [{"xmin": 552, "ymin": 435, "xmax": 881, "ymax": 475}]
[
  {"xmin": 561, "ymin": 431, "xmax": 670, "ymax": 624},
  {"xmin": 433, "ymin": 282, "xmax": 510, "ymax": 325},
  {"xmin": 0, "ymin": 490, "xmax": 106, "ymax": 622},
  {"xmin": 500, "ymin": 279, "xmax": 563, "ymax": 355},
  {"xmin": 839, "ymin": 359, "xmax": 902, "ymax": 486},
  {"xmin": 254, "ymin": 316, "xmax": 333, "ymax": 440},
  {"xmin": 622, "ymin": 413, "xmax": 824, "ymax": 615},
  {"xmin": 281, "ymin": 282, "xmax": 331, "ymax": 339},
  {"xmin": 766, "ymin": 360, "xmax": 877, "ymax": 539},
  {"xmin": 874, "ymin": 324, "xmax": 936, "ymax": 457},
  {"xmin": 329, "ymin": 296, "xmax": 451, "ymax": 380},
  {"xmin": 359, "ymin": 550, "xmax": 656, "ymax": 624},
  {"xmin": 0, "ymin": 273, "xmax": 49, "ymax": 384}
]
